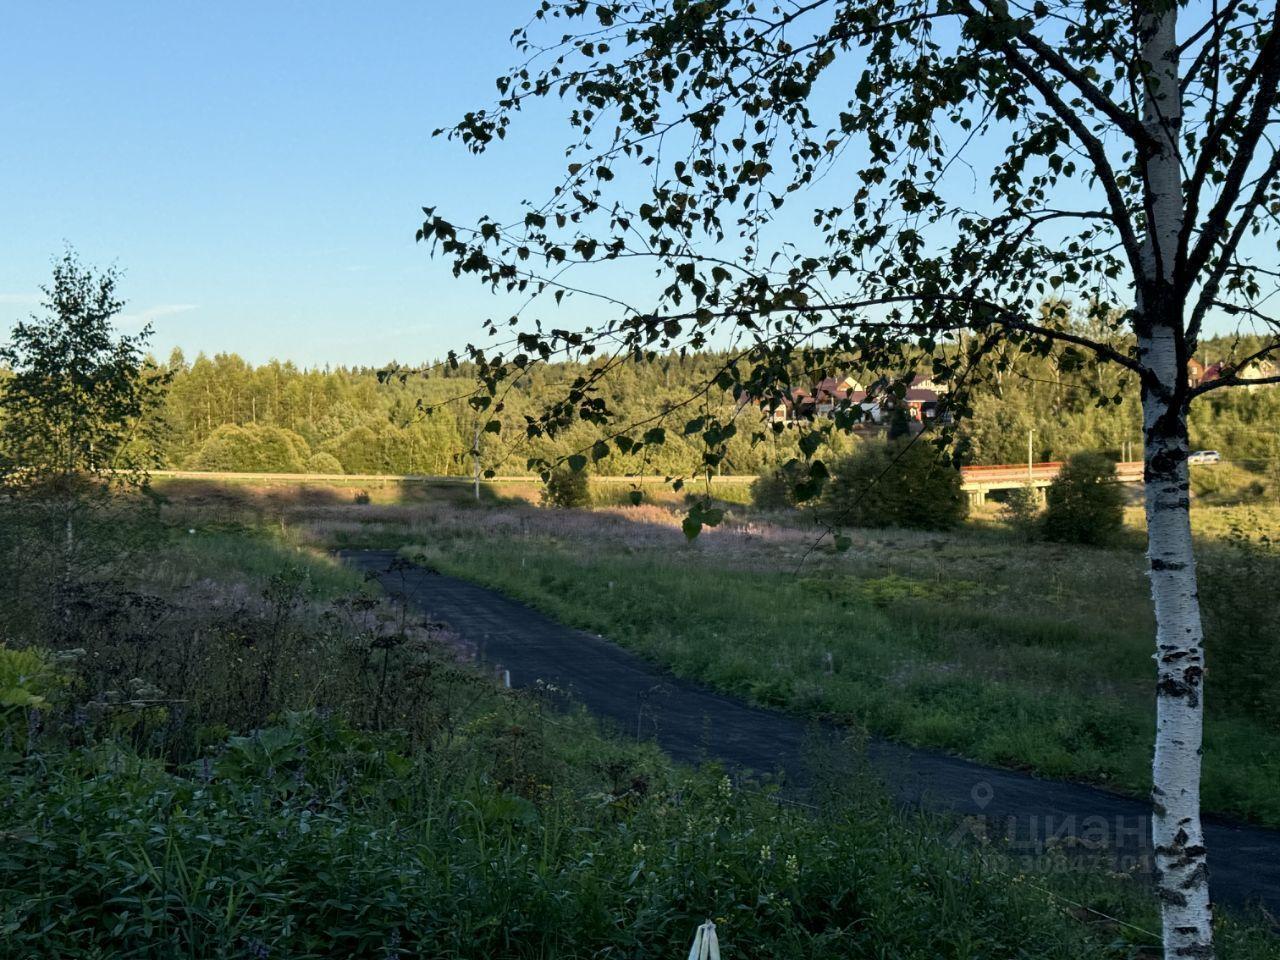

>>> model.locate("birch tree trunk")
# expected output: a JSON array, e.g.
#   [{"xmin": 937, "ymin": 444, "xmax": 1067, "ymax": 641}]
[{"xmin": 1136, "ymin": 6, "xmax": 1215, "ymax": 958}]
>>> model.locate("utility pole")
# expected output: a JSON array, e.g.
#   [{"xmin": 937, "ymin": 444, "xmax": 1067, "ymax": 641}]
[{"xmin": 1027, "ymin": 428, "xmax": 1034, "ymax": 483}]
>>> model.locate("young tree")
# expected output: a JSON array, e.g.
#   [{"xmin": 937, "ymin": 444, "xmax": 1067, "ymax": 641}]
[
  {"xmin": 822, "ymin": 440, "xmax": 968, "ymax": 530},
  {"xmin": 0, "ymin": 250, "xmax": 167, "ymax": 488},
  {"xmin": 1041, "ymin": 451, "xmax": 1126, "ymax": 545},
  {"xmin": 0, "ymin": 250, "xmax": 168, "ymax": 581},
  {"xmin": 421, "ymin": 4, "xmax": 1280, "ymax": 954}
]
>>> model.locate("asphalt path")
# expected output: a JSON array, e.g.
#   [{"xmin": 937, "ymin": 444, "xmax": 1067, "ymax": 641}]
[{"xmin": 343, "ymin": 548, "xmax": 1280, "ymax": 916}]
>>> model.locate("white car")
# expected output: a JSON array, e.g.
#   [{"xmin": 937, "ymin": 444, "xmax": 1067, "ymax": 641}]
[{"xmin": 1188, "ymin": 450, "xmax": 1221, "ymax": 464}]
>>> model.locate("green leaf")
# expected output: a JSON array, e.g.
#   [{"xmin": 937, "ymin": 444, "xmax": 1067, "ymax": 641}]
[
  {"xmin": 799, "ymin": 431, "xmax": 823, "ymax": 458},
  {"xmin": 567, "ymin": 454, "xmax": 588, "ymax": 472}
]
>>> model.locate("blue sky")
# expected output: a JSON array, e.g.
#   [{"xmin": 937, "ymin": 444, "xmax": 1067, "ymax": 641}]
[
  {"xmin": 1, "ymin": 3, "xmax": 1257, "ymax": 367},
  {"xmin": 0, "ymin": 2, "xmax": 594, "ymax": 365}
]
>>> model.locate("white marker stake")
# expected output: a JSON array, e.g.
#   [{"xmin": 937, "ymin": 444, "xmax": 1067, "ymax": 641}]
[{"xmin": 686, "ymin": 920, "xmax": 720, "ymax": 960}]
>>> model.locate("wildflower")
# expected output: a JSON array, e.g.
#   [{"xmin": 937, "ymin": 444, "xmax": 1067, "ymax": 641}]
[
  {"xmin": 245, "ymin": 938, "xmax": 270, "ymax": 959},
  {"xmin": 632, "ymin": 841, "xmax": 646, "ymax": 856},
  {"xmin": 718, "ymin": 776, "xmax": 733, "ymax": 798},
  {"xmin": 785, "ymin": 854, "xmax": 799, "ymax": 880},
  {"xmin": 759, "ymin": 844, "xmax": 772, "ymax": 864}
]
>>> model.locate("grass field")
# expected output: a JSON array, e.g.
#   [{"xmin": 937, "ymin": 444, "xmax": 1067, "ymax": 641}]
[
  {"xmin": 162, "ymin": 475, "xmax": 1280, "ymax": 828},
  {"xmin": 419, "ymin": 523, "xmax": 1279, "ymax": 826},
  {"xmin": 13, "ymin": 489, "xmax": 1280, "ymax": 955}
]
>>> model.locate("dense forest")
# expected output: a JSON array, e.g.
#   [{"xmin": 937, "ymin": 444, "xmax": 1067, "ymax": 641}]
[{"xmin": 130, "ymin": 336, "xmax": 1279, "ymax": 477}]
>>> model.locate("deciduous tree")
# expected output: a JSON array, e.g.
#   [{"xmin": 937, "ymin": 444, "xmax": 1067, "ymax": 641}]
[{"xmin": 421, "ymin": 3, "xmax": 1280, "ymax": 954}]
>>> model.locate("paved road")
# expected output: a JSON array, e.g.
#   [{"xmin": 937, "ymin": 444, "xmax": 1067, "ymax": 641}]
[{"xmin": 344, "ymin": 549, "xmax": 1280, "ymax": 916}]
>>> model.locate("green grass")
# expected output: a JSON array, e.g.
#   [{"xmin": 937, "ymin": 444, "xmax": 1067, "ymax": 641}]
[
  {"xmin": 146, "ymin": 523, "xmax": 370, "ymax": 600},
  {"xmin": 417, "ymin": 531, "xmax": 1280, "ymax": 827},
  {"xmin": 148, "ymin": 478, "xmax": 1280, "ymax": 825},
  {"xmin": 16, "ymin": 506, "xmax": 1280, "ymax": 957},
  {"xmin": 14, "ymin": 706, "xmax": 1277, "ymax": 959}
]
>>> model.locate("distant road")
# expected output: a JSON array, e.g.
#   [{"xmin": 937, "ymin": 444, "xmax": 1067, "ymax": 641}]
[
  {"xmin": 961, "ymin": 460, "xmax": 1144, "ymax": 499},
  {"xmin": 151, "ymin": 461, "xmax": 1147, "ymax": 493},
  {"xmin": 149, "ymin": 470, "xmax": 755, "ymax": 484}
]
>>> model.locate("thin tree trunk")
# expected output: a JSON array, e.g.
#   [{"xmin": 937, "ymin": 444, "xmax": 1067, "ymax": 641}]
[
  {"xmin": 1142, "ymin": 389, "xmax": 1212, "ymax": 959},
  {"xmin": 1137, "ymin": 6, "xmax": 1214, "ymax": 957},
  {"xmin": 472, "ymin": 421, "xmax": 481, "ymax": 501}
]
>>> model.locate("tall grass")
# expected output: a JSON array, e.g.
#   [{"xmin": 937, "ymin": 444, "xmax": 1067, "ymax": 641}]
[
  {"xmin": 415, "ymin": 525, "xmax": 1280, "ymax": 827},
  {"xmin": 21, "ymin": 705, "xmax": 1278, "ymax": 959},
  {"xmin": 5, "ymin": 492, "xmax": 1275, "ymax": 954}
]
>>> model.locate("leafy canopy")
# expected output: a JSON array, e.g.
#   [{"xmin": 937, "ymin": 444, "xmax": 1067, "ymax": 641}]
[
  {"xmin": 0, "ymin": 251, "xmax": 167, "ymax": 490},
  {"xmin": 418, "ymin": 0, "xmax": 1280, "ymax": 512}
]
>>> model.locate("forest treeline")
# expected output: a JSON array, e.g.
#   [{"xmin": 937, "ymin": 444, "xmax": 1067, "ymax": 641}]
[{"xmin": 130, "ymin": 338, "xmax": 1280, "ymax": 477}]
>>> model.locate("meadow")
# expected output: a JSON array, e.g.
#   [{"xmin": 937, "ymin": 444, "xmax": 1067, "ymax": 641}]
[
  {"xmin": 180, "ymin": 472, "xmax": 1280, "ymax": 828},
  {"xmin": 3, "ymin": 476, "xmax": 1277, "ymax": 956}
]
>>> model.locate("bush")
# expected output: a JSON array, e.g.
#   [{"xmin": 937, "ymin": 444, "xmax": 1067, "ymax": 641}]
[
  {"xmin": 542, "ymin": 467, "xmax": 591, "ymax": 508},
  {"xmin": 821, "ymin": 441, "xmax": 967, "ymax": 530},
  {"xmin": 1041, "ymin": 452, "xmax": 1125, "ymax": 545},
  {"xmin": 749, "ymin": 460, "xmax": 812, "ymax": 511},
  {"xmin": 0, "ymin": 646, "xmax": 65, "ymax": 749},
  {"xmin": 187, "ymin": 424, "xmax": 310, "ymax": 473},
  {"xmin": 305, "ymin": 451, "xmax": 344, "ymax": 474},
  {"xmin": 1000, "ymin": 484, "xmax": 1042, "ymax": 539}
]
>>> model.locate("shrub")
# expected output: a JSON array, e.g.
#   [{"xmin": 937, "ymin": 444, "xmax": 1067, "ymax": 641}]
[
  {"xmin": 187, "ymin": 424, "xmax": 310, "ymax": 473},
  {"xmin": 306, "ymin": 451, "xmax": 344, "ymax": 474},
  {"xmin": 0, "ymin": 646, "xmax": 65, "ymax": 749},
  {"xmin": 1041, "ymin": 452, "xmax": 1124, "ymax": 545},
  {"xmin": 821, "ymin": 441, "xmax": 967, "ymax": 530},
  {"xmin": 542, "ymin": 467, "xmax": 591, "ymax": 508},
  {"xmin": 749, "ymin": 460, "xmax": 814, "ymax": 511},
  {"xmin": 1000, "ymin": 484, "xmax": 1042, "ymax": 539}
]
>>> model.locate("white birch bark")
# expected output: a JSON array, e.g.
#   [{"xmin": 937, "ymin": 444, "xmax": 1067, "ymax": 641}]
[{"xmin": 1136, "ymin": 6, "xmax": 1215, "ymax": 958}]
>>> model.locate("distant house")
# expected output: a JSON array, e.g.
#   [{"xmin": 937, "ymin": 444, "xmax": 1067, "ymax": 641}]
[
  {"xmin": 1200, "ymin": 358, "xmax": 1278, "ymax": 390},
  {"xmin": 1240, "ymin": 359, "xmax": 1279, "ymax": 389},
  {"xmin": 1187, "ymin": 357, "xmax": 1206, "ymax": 387},
  {"xmin": 902, "ymin": 387, "xmax": 942, "ymax": 421},
  {"xmin": 907, "ymin": 372, "xmax": 947, "ymax": 394},
  {"xmin": 745, "ymin": 370, "xmax": 947, "ymax": 426},
  {"xmin": 749, "ymin": 385, "xmax": 815, "ymax": 426}
]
